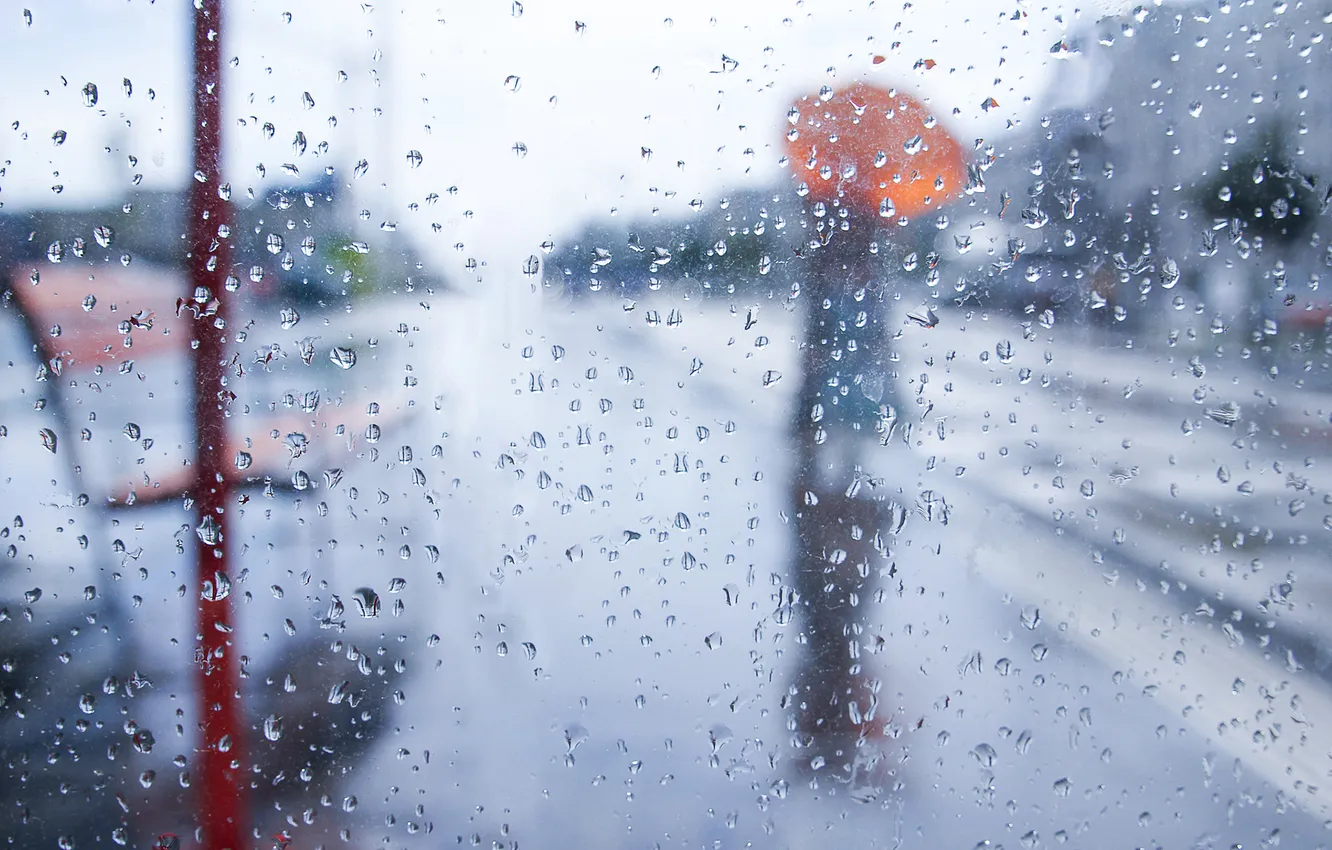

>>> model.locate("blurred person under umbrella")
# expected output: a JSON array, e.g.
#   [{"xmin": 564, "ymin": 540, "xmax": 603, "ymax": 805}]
[{"xmin": 781, "ymin": 81, "xmax": 968, "ymax": 789}]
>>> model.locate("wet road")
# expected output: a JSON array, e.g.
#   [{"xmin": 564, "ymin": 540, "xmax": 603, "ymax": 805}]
[
  {"xmin": 6, "ymin": 288, "xmax": 1332, "ymax": 848},
  {"xmin": 350, "ymin": 291, "xmax": 1332, "ymax": 848}
]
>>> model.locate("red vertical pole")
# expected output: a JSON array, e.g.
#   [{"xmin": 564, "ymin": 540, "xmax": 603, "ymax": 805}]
[{"xmin": 188, "ymin": 2, "xmax": 245, "ymax": 849}]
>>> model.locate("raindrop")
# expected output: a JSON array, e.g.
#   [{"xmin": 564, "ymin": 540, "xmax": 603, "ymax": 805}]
[
  {"xmin": 81, "ymin": 82, "xmax": 98, "ymax": 107},
  {"xmin": 202, "ymin": 570, "xmax": 231, "ymax": 601},
  {"xmin": 196, "ymin": 516, "xmax": 221, "ymax": 547},
  {"xmin": 1016, "ymin": 729, "xmax": 1033, "ymax": 754},
  {"xmin": 263, "ymin": 714, "xmax": 283, "ymax": 742},
  {"xmin": 1159, "ymin": 257, "xmax": 1179, "ymax": 290},
  {"xmin": 352, "ymin": 587, "xmax": 381, "ymax": 617},
  {"xmin": 971, "ymin": 742, "xmax": 997, "ymax": 768},
  {"xmin": 1205, "ymin": 401, "xmax": 1240, "ymax": 427},
  {"xmin": 132, "ymin": 729, "xmax": 155, "ymax": 755},
  {"xmin": 39, "ymin": 428, "xmax": 57, "ymax": 453},
  {"xmin": 329, "ymin": 346, "xmax": 357, "ymax": 370},
  {"xmin": 406, "ymin": 149, "xmax": 423, "ymax": 169}
]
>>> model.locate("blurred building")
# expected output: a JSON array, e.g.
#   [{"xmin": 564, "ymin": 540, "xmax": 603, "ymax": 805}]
[{"xmin": 970, "ymin": 1, "xmax": 1332, "ymax": 334}]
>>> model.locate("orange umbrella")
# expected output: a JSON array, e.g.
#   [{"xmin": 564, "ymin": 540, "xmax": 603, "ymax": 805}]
[{"xmin": 784, "ymin": 81, "xmax": 967, "ymax": 220}]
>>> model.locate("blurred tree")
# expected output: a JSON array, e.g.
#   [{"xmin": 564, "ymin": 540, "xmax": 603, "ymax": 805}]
[{"xmin": 1197, "ymin": 122, "xmax": 1320, "ymax": 246}]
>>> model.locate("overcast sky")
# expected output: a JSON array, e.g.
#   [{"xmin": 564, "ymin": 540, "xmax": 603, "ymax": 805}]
[{"xmin": 1, "ymin": 0, "xmax": 1150, "ymax": 287}]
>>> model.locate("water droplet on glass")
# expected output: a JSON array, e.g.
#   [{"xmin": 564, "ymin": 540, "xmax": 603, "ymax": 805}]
[
  {"xmin": 279, "ymin": 307, "xmax": 300, "ymax": 330},
  {"xmin": 89, "ymin": 224, "xmax": 115, "ymax": 249},
  {"xmin": 406, "ymin": 149, "xmax": 423, "ymax": 169},
  {"xmin": 39, "ymin": 428, "xmax": 57, "ymax": 453},
  {"xmin": 352, "ymin": 587, "xmax": 381, "ymax": 617},
  {"xmin": 971, "ymin": 742, "xmax": 997, "ymax": 768},
  {"xmin": 1206, "ymin": 401, "xmax": 1240, "ymax": 427},
  {"xmin": 263, "ymin": 714, "xmax": 283, "ymax": 742},
  {"xmin": 1159, "ymin": 257, "xmax": 1179, "ymax": 290},
  {"xmin": 81, "ymin": 82, "xmax": 98, "ymax": 107},
  {"xmin": 329, "ymin": 347, "xmax": 357, "ymax": 370},
  {"xmin": 196, "ymin": 516, "xmax": 221, "ymax": 546},
  {"xmin": 1016, "ymin": 729, "xmax": 1033, "ymax": 754},
  {"xmin": 1020, "ymin": 606, "xmax": 1041, "ymax": 630}
]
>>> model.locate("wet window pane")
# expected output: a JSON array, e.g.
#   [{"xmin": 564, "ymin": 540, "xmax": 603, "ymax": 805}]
[{"xmin": 3, "ymin": 2, "xmax": 1332, "ymax": 848}]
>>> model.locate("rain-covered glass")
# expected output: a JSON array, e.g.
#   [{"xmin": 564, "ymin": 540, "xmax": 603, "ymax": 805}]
[{"xmin": 3, "ymin": 2, "xmax": 1332, "ymax": 848}]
